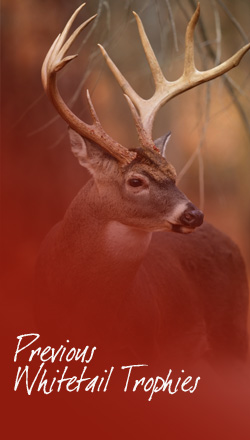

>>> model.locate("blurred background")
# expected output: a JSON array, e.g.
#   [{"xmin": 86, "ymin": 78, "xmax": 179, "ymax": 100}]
[{"xmin": 1, "ymin": 0, "xmax": 250, "ymax": 335}]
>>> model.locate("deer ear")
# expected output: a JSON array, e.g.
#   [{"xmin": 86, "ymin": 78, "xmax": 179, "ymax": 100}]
[
  {"xmin": 68, "ymin": 128, "xmax": 116, "ymax": 177},
  {"xmin": 154, "ymin": 132, "xmax": 171, "ymax": 158},
  {"xmin": 68, "ymin": 128, "xmax": 89, "ymax": 166}
]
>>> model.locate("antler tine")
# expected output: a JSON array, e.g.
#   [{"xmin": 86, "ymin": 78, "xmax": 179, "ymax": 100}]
[
  {"xmin": 42, "ymin": 3, "xmax": 88, "ymax": 88},
  {"xmin": 99, "ymin": 3, "xmax": 250, "ymax": 146},
  {"xmin": 41, "ymin": 4, "xmax": 136, "ymax": 165},
  {"xmin": 98, "ymin": 44, "xmax": 143, "ymax": 114},
  {"xmin": 183, "ymin": 2, "xmax": 200, "ymax": 77},
  {"xmin": 182, "ymin": 3, "xmax": 250, "ymax": 82},
  {"xmin": 132, "ymin": 11, "xmax": 166, "ymax": 92}
]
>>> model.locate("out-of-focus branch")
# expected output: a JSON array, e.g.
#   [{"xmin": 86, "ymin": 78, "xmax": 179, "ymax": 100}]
[
  {"xmin": 165, "ymin": 0, "xmax": 179, "ymax": 52},
  {"xmin": 187, "ymin": 0, "xmax": 250, "ymax": 135},
  {"xmin": 216, "ymin": 0, "xmax": 249, "ymax": 44}
]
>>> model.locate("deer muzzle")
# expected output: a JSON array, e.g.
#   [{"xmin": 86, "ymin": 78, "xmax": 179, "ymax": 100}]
[
  {"xmin": 179, "ymin": 203, "xmax": 204, "ymax": 228},
  {"xmin": 169, "ymin": 202, "xmax": 204, "ymax": 234}
]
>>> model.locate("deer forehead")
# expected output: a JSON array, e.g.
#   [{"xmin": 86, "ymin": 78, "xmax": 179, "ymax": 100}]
[{"xmin": 125, "ymin": 149, "xmax": 177, "ymax": 183}]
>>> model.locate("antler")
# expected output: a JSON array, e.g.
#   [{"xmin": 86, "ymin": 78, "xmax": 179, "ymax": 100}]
[
  {"xmin": 41, "ymin": 3, "xmax": 136, "ymax": 165},
  {"xmin": 42, "ymin": 3, "xmax": 250, "ymax": 158},
  {"xmin": 99, "ymin": 3, "xmax": 250, "ymax": 146}
]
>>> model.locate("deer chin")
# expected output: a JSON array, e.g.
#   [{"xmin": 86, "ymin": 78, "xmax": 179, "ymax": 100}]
[
  {"xmin": 170, "ymin": 223, "xmax": 196, "ymax": 234},
  {"xmin": 157, "ymin": 221, "xmax": 195, "ymax": 234}
]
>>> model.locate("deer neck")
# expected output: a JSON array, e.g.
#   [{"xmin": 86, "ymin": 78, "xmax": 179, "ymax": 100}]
[
  {"xmin": 104, "ymin": 220, "xmax": 152, "ymax": 263},
  {"xmin": 61, "ymin": 180, "xmax": 152, "ymax": 287}
]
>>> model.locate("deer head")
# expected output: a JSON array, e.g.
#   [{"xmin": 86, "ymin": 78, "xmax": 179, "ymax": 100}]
[{"xmin": 41, "ymin": 3, "xmax": 250, "ymax": 234}]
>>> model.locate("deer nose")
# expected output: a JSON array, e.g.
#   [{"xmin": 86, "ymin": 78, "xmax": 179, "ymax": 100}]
[{"xmin": 180, "ymin": 204, "xmax": 204, "ymax": 227}]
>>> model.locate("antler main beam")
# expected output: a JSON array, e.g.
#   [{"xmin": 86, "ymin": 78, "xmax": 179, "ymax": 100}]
[
  {"xmin": 41, "ymin": 3, "xmax": 136, "ymax": 165},
  {"xmin": 99, "ymin": 3, "xmax": 250, "ymax": 139}
]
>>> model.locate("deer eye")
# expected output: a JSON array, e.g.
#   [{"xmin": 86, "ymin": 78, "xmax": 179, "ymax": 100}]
[{"xmin": 128, "ymin": 178, "xmax": 144, "ymax": 187}]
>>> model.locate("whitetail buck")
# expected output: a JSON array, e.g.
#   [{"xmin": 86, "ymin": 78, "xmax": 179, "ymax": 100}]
[{"xmin": 37, "ymin": 3, "xmax": 249, "ymax": 365}]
